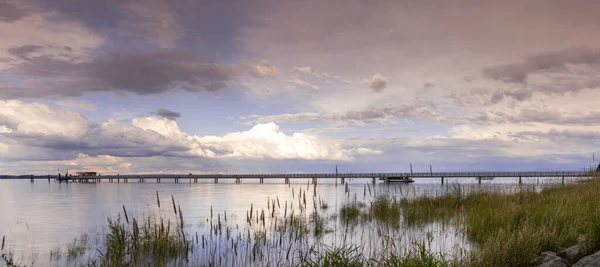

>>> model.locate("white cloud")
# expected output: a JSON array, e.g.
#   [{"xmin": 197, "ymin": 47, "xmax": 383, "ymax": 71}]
[
  {"xmin": 289, "ymin": 78, "xmax": 319, "ymax": 90},
  {"xmin": 293, "ymin": 66, "xmax": 312, "ymax": 74},
  {"xmin": 195, "ymin": 122, "xmax": 351, "ymax": 160},
  {"xmin": 0, "ymin": 100, "xmax": 95, "ymax": 138},
  {"xmin": 250, "ymin": 60, "xmax": 279, "ymax": 78},
  {"xmin": 345, "ymin": 147, "xmax": 384, "ymax": 156}
]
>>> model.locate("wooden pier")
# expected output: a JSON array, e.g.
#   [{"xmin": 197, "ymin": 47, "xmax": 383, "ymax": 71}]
[{"xmin": 5, "ymin": 170, "xmax": 596, "ymax": 185}]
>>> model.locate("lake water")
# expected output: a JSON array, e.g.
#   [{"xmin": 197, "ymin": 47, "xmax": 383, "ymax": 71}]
[{"xmin": 0, "ymin": 176, "xmax": 574, "ymax": 266}]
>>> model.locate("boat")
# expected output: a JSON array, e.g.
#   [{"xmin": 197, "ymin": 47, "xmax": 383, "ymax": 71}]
[{"xmin": 379, "ymin": 176, "xmax": 415, "ymax": 183}]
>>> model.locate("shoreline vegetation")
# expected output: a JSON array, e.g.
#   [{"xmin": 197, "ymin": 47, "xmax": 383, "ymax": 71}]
[{"xmin": 2, "ymin": 175, "xmax": 599, "ymax": 266}]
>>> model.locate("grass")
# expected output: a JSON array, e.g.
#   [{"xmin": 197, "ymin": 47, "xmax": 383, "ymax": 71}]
[
  {"xmin": 372, "ymin": 195, "xmax": 402, "ymax": 227},
  {"xmin": 400, "ymin": 178, "xmax": 600, "ymax": 266},
  {"xmin": 340, "ymin": 202, "xmax": 362, "ymax": 224},
  {"xmin": 66, "ymin": 234, "xmax": 87, "ymax": 259},
  {"xmin": 300, "ymin": 244, "xmax": 364, "ymax": 267},
  {"xmin": 376, "ymin": 237, "xmax": 467, "ymax": 267}
]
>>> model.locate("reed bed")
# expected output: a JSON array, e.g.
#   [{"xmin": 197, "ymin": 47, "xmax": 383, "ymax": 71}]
[{"xmin": 400, "ymin": 176, "xmax": 600, "ymax": 266}]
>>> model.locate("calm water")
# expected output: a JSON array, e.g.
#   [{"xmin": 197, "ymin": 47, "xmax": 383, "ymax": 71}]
[{"xmin": 0, "ymin": 176, "xmax": 572, "ymax": 266}]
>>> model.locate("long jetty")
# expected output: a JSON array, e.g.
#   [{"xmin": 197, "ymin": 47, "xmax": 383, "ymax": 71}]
[{"xmin": 4, "ymin": 171, "xmax": 594, "ymax": 185}]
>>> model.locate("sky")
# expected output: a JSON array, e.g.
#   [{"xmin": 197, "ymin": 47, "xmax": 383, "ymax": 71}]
[{"xmin": 1, "ymin": 0, "xmax": 600, "ymax": 175}]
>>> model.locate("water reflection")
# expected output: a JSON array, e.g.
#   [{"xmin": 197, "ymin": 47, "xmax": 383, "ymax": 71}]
[{"xmin": 0, "ymin": 177, "xmax": 574, "ymax": 266}]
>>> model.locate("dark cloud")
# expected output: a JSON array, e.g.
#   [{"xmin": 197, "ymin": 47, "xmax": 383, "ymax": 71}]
[
  {"xmin": 367, "ymin": 73, "xmax": 388, "ymax": 92},
  {"xmin": 1, "ymin": 50, "xmax": 276, "ymax": 98},
  {"xmin": 1, "ymin": 122, "xmax": 191, "ymax": 159},
  {"xmin": 155, "ymin": 108, "xmax": 181, "ymax": 121},
  {"xmin": 490, "ymin": 88, "xmax": 533, "ymax": 104},
  {"xmin": 7, "ymin": 45, "xmax": 45, "ymax": 59},
  {"xmin": 0, "ymin": 1, "xmax": 29, "ymax": 22},
  {"xmin": 483, "ymin": 47, "xmax": 600, "ymax": 84}
]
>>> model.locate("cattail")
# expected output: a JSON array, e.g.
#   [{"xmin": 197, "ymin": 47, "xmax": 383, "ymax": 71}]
[
  {"xmin": 218, "ymin": 214, "xmax": 221, "ymax": 232},
  {"xmin": 303, "ymin": 191, "xmax": 306, "ymax": 206},
  {"xmin": 156, "ymin": 191, "xmax": 160, "ymax": 208},
  {"xmin": 178, "ymin": 205, "xmax": 184, "ymax": 230},
  {"xmin": 196, "ymin": 232, "xmax": 198, "ymax": 244},
  {"xmin": 367, "ymin": 183, "xmax": 372, "ymax": 197},
  {"xmin": 224, "ymin": 210, "xmax": 227, "ymax": 222},
  {"xmin": 172, "ymin": 195, "xmax": 177, "ymax": 215},
  {"xmin": 133, "ymin": 218, "xmax": 139, "ymax": 242},
  {"xmin": 123, "ymin": 205, "xmax": 129, "ymax": 224},
  {"xmin": 364, "ymin": 185, "xmax": 366, "ymax": 197},
  {"xmin": 211, "ymin": 206, "xmax": 213, "ymax": 219},
  {"xmin": 284, "ymin": 201, "xmax": 287, "ymax": 219},
  {"xmin": 250, "ymin": 204, "xmax": 253, "ymax": 220},
  {"xmin": 1, "ymin": 235, "xmax": 4, "ymax": 250}
]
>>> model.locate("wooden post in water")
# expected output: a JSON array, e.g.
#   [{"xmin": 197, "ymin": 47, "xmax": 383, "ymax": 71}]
[
  {"xmin": 519, "ymin": 176, "xmax": 522, "ymax": 184},
  {"xmin": 562, "ymin": 176, "xmax": 565, "ymax": 185},
  {"xmin": 341, "ymin": 177, "xmax": 345, "ymax": 184},
  {"xmin": 214, "ymin": 177, "xmax": 218, "ymax": 184},
  {"xmin": 441, "ymin": 177, "xmax": 444, "ymax": 185},
  {"xmin": 478, "ymin": 176, "xmax": 481, "ymax": 184},
  {"xmin": 430, "ymin": 165, "xmax": 433, "ymax": 176},
  {"xmin": 372, "ymin": 177, "xmax": 376, "ymax": 184}
]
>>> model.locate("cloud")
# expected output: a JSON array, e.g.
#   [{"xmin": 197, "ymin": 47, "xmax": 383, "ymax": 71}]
[
  {"xmin": 7, "ymin": 45, "xmax": 44, "ymax": 59},
  {"xmin": 483, "ymin": 47, "xmax": 600, "ymax": 84},
  {"xmin": 345, "ymin": 147, "xmax": 384, "ymax": 156},
  {"xmin": 0, "ymin": 100, "xmax": 373, "ymax": 161},
  {"xmin": 195, "ymin": 122, "xmax": 350, "ymax": 160},
  {"xmin": 364, "ymin": 73, "xmax": 388, "ymax": 92},
  {"xmin": 250, "ymin": 60, "xmax": 278, "ymax": 78},
  {"xmin": 509, "ymin": 129, "xmax": 600, "ymax": 142},
  {"xmin": 121, "ymin": 0, "xmax": 183, "ymax": 49},
  {"xmin": 289, "ymin": 78, "xmax": 319, "ymax": 90},
  {"xmin": 154, "ymin": 108, "xmax": 181, "ymax": 121},
  {"xmin": 0, "ymin": 1, "xmax": 29, "ymax": 23},
  {"xmin": 55, "ymin": 99, "xmax": 97, "ymax": 111},
  {"xmin": 293, "ymin": 66, "xmax": 312, "ymax": 74},
  {"xmin": 255, "ymin": 103, "xmax": 438, "ymax": 125},
  {"xmin": 468, "ymin": 107, "xmax": 600, "ymax": 126},
  {"xmin": 1, "ymin": 50, "xmax": 277, "ymax": 98},
  {"xmin": 0, "ymin": 10, "xmax": 104, "ymax": 71}
]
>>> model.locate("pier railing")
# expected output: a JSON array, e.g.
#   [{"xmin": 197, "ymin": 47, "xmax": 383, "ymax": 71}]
[{"xmin": 6, "ymin": 171, "xmax": 591, "ymax": 180}]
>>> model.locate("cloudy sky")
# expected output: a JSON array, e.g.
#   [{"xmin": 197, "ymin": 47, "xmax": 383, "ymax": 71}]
[{"xmin": 1, "ymin": 0, "xmax": 600, "ymax": 175}]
